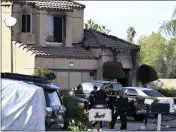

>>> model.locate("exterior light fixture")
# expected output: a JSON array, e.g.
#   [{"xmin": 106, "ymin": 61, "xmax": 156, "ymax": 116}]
[
  {"xmin": 4, "ymin": 16, "xmax": 17, "ymax": 73},
  {"xmin": 4, "ymin": 17, "xmax": 17, "ymax": 28},
  {"xmin": 69, "ymin": 62, "xmax": 74, "ymax": 67}
]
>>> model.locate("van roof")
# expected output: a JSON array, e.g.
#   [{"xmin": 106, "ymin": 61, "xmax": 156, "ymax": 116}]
[{"xmin": 83, "ymin": 80, "xmax": 121, "ymax": 84}]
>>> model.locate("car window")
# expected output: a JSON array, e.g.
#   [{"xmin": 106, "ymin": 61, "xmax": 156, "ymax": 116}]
[
  {"xmin": 113, "ymin": 83, "xmax": 123, "ymax": 91},
  {"xmin": 44, "ymin": 90, "xmax": 61, "ymax": 106},
  {"xmin": 81, "ymin": 82, "xmax": 103, "ymax": 93},
  {"xmin": 142, "ymin": 90, "xmax": 164, "ymax": 97},
  {"xmin": 127, "ymin": 89, "xmax": 138, "ymax": 96}
]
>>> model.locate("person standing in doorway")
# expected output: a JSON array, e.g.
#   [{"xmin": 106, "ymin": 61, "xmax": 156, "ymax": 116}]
[{"xmin": 110, "ymin": 91, "xmax": 128, "ymax": 130}]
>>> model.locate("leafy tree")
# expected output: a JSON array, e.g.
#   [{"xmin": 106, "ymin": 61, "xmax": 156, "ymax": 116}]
[
  {"xmin": 34, "ymin": 67, "xmax": 56, "ymax": 81},
  {"xmin": 161, "ymin": 40, "xmax": 176, "ymax": 78},
  {"xmin": 165, "ymin": 55, "xmax": 176, "ymax": 78},
  {"xmin": 84, "ymin": 19, "xmax": 111, "ymax": 34},
  {"xmin": 60, "ymin": 90, "xmax": 92, "ymax": 131},
  {"xmin": 137, "ymin": 64, "xmax": 158, "ymax": 86},
  {"xmin": 127, "ymin": 27, "xmax": 136, "ymax": 42},
  {"xmin": 137, "ymin": 32, "xmax": 166, "ymax": 75},
  {"xmin": 159, "ymin": 7, "xmax": 176, "ymax": 38}
]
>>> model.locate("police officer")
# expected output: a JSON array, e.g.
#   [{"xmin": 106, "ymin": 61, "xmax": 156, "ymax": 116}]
[
  {"xmin": 74, "ymin": 85, "xmax": 85, "ymax": 98},
  {"xmin": 94, "ymin": 85, "xmax": 108, "ymax": 105},
  {"xmin": 94, "ymin": 85, "xmax": 109, "ymax": 128},
  {"xmin": 106, "ymin": 85, "xmax": 116, "ymax": 121},
  {"xmin": 110, "ymin": 91, "xmax": 128, "ymax": 130},
  {"xmin": 89, "ymin": 85, "xmax": 98, "ymax": 108}
]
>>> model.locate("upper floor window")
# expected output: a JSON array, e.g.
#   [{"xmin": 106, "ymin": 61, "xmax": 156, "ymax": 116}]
[
  {"xmin": 21, "ymin": 14, "xmax": 31, "ymax": 33},
  {"xmin": 46, "ymin": 15, "xmax": 64, "ymax": 44}
]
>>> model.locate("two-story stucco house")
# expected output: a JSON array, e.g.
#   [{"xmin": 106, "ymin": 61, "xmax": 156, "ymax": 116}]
[{"xmin": 1, "ymin": 0, "xmax": 140, "ymax": 89}]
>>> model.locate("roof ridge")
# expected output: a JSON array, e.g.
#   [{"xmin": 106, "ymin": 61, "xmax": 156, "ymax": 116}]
[
  {"xmin": 93, "ymin": 29, "xmax": 140, "ymax": 48},
  {"xmin": 90, "ymin": 29, "xmax": 104, "ymax": 47}
]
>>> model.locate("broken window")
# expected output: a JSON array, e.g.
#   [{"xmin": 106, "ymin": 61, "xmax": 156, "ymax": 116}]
[
  {"xmin": 21, "ymin": 14, "xmax": 31, "ymax": 33},
  {"xmin": 46, "ymin": 15, "xmax": 64, "ymax": 43}
]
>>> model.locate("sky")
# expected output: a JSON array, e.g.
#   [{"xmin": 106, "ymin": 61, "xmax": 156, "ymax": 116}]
[{"xmin": 78, "ymin": 1, "xmax": 176, "ymax": 43}]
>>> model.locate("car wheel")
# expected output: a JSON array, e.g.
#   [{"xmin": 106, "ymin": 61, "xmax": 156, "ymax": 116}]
[{"xmin": 133, "ymin": 114, "xmax": 145, "ymax": 121}]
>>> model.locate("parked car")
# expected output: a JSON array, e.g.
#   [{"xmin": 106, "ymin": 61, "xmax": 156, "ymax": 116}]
[
  {"xmin": 1, "ymin": 73, "xmax": 67, "ymax": 130},
  {"xmin": 123, "ymin": 87, "xmax": 175, "ymax": 121},
  {"xmin": 73, "ymin": 80, "xmax": 123, "ymax": 96}
]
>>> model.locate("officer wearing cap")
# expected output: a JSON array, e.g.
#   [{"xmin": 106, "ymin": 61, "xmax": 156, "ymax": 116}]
[
  {"xmin": 89, "ymin": 85, "xmax": 98, "ymax": 108},
  {"xmin": 110, "ymin": 91, "xmax": 128, "ymax": 130},
  {"xmin": 106, "ymin": 84, "xmax": 116, "ymax": 121}
]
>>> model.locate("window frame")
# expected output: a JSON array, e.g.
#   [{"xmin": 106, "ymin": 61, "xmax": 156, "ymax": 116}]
[
  {"xmin": 21, "ymin": 13, "xmax": 32, "ymax": 33},
  {"xmin": 46, "ymin": 15, "xmax": 65, "ymax": 45}
]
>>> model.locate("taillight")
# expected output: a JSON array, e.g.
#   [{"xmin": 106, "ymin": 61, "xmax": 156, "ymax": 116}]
[
  {"xmin": 154, "ymin": 99, "xmax": 160, "ymax": 102},
  {"xmin": 46, "ymin": 107, "xmax": 52, "ymax": 118},
  {"xmin": 83, "ymin": 109, "xmax": 87, "ymax": 113},
  {"xmin": 134, "ymin": 97, "xmax": 139, "ymax": 106}
]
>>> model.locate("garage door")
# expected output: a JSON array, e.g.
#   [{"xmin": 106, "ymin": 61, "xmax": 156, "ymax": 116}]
[
  {"xmin": 69, "ymin": 72, "xmax": 82, "ymax": 89},
  {"xmin": 55, "ymin": 72, "xmax": 68, "ymax": 89},
  {"xmin": 82, "ymin": 72, "xmax": 95, "ymax": 81},
  {"xmin": 53, "ymin": 70, "xmax": 96, "ymax": 89}
]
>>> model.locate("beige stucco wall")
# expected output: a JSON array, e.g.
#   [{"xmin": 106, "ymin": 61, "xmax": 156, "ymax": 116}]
[
  {"xmin": 149, "ymin": 79, "xmax": 176, "ymax": 89},
  {"xmin": 90, "ymin": 48, "xmax": 134, "ymax": 81},
  {"xmin": 35, "ymin": 57, "xmax": 98, "ymax": 88},
  {"xmin": 72, "ymin": 9, "xmax": 84, "ymax": 43},
  {"xmin": 12, "ymin": 4, "xmax": 84, "ymax": 46},
  {"xmin": 1, "ymin": 3, "xmax": 12, "ymax": 72},
  {"xmin": 159, "ymin": 79, "xmax": 176, "ymax": 88},
  {"xmin": 12, "ymin": 42, "xmax": 35, "ymax": 75},
  {"xmin": 35, "ymin": 57, "xmax": 98, "ymax": 70}
]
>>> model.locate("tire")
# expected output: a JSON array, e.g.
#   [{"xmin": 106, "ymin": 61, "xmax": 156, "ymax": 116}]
[{"xmin": 133, "ymin": 114, "xmax": 145, "ymax": 121}]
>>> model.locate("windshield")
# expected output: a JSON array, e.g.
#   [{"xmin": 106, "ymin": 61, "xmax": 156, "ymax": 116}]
[
  {"xmin": 81, "ymin": 82, "xmax": 123, "ymax": 93},
  {"xmin": 142, "ymin": 90, "xmax": 164, "ymax": 97},
  {"xmin": 44, "ymin": 90, "xmax": 61, "ymax": 106}
]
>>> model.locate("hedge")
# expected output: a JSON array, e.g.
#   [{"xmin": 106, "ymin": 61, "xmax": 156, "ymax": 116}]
[{"xmin": 157, "ymin": 88, "xmax": 176, "ymax": 97}]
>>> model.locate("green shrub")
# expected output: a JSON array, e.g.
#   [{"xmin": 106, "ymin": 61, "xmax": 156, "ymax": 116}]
[
  {"xmin": 34, "ymin": 67, "xmax": 56, "ymax": 81},
  {"xmin": 60, "ymin": 90, "xmax": 92, "ymax": 131},
  {"xmin": 157, "ymin": 88, "xmax": 176, "ymax": 97},
  {"xmin": 137, "ymin": 64, "xmax": 158, "ymax": 85}
]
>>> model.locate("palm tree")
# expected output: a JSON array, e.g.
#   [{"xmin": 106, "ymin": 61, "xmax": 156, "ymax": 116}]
[
  {"xmin": 159, "ymin": 7, "xmax": 176, "ymax": 37},
  {"xmin": 127, "ymin": 27, "xmax": 136, "ymax": 42},
  {"xmin": 84, "ymin": 19, "xmax": 111, "ymax": 34}
]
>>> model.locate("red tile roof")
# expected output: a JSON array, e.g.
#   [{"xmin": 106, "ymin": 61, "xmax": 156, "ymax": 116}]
[
  {"xmin": 13, "ymin": 0, "xmax": 85, "ymax": 11},
  {"xmin": 14, "ymin": 43, "xmax": 99, "ymax": 59},
  {"xmin": 84, "ymin": 29, "xmax": 140, "ymax": 51},
  {"xmin": 12, "ymin": 30, "xmax": 140, "ymax": 59}
]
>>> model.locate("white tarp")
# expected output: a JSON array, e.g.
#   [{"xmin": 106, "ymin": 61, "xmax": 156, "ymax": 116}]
[{"xmin": 1, "ymin": 79, "xmax": 46, "ymax": 131}]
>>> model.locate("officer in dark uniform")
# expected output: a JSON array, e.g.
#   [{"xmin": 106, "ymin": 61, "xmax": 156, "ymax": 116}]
[
  {"xmin": 94, "ymin": 85, "xmax": 108, "ymax": 105},
  {"xmin": 89, "ymin": 85, "xmax": 98, "ymax": 108},
  {"xmin": 110, "ymin": 91, "xmax": 128, "ymax": 130},
  {"xmin": 106, "ymin": 85, "xmax": 116, "ymax": 120},
  {"xmin": 74, "ymin": 85, "xmax": 85, "ymax": 98},
  {"xmin": 94, "ymin": 85, "xmax": 109, "ymax": 128}
]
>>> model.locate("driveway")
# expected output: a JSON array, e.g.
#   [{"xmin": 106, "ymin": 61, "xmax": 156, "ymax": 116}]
[{"xmin": 101, "ymin": 114, "xmax": 176, "ymax": 131}]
